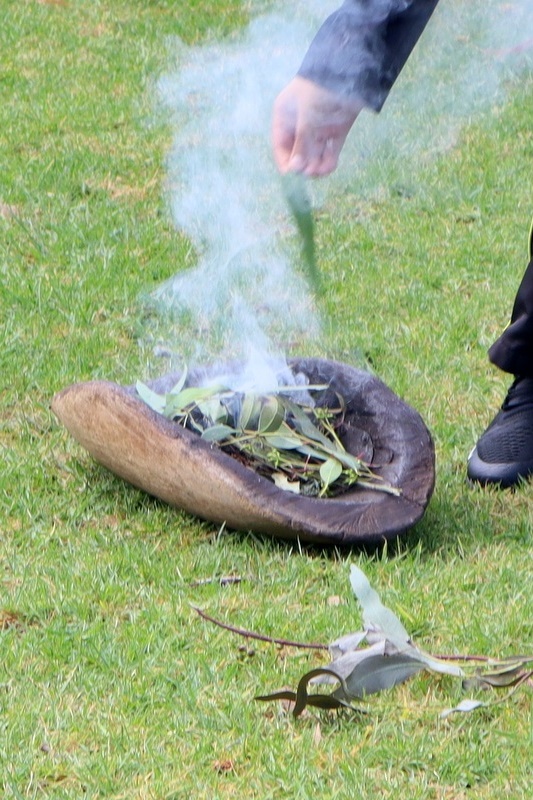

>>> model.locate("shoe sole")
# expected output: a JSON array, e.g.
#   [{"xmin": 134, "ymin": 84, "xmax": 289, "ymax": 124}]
[{"xmin": 467, "ymin": 446, "xmax": 533, "ymax": 488}]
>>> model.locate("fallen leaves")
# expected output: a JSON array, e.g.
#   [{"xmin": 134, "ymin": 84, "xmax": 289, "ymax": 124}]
[{"xmin": 255, "ymin": 566, "xmax": 533, "ymax": 720}]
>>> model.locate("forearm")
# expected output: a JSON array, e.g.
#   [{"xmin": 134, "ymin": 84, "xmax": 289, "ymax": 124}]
[{"xmin": 297, "ymin": 0, "xmax": 440, "ymax": 111}]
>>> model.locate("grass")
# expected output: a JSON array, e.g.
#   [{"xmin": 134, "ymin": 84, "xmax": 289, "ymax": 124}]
[{"xmin": 1, "ymin": 0, "xmax": 532, "ymax": 798}]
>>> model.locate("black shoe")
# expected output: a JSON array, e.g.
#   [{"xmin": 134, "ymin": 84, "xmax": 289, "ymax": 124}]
[{"xmin": 467, "ymin": 376, "xmax": 533, "ymax": 487}]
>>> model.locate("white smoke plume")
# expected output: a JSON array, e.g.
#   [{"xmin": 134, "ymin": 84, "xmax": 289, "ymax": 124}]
[{"xmin": 142, "ymin": 0, "xmax": 533, "ymax": 381}]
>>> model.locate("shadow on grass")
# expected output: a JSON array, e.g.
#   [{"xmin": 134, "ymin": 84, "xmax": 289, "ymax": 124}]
[{"xmin": 66, "ymin": 455, "xmax": 532, "ymax": 563}]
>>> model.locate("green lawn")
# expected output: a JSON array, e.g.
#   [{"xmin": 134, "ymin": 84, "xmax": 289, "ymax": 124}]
[{"xmin": 1, "ymin": 1, "xmax": 532, "ymax": 798}]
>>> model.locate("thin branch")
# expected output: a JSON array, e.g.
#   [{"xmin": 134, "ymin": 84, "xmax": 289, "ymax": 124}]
[
  {"xmin": 191, "ymin": 605, "xmax": 328, "ymax": 651},
  {"xmin": 435, "ymin": 653, "xmax": 533, "ymax": 665},
  {"xmin": 434, "ymin": 653, "xmax": 494, "ymax": 663},
  {"xmin": 189, "ymin": 575, "xmax": 244, "ymax": 588}
]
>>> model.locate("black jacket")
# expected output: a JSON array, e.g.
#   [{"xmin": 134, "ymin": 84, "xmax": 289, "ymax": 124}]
[{"xmin": 298, "ymin": 0, "xmax": 440, "ymax": 111}]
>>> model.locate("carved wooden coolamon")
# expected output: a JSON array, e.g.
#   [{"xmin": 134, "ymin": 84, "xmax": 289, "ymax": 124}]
[{"xmin": 51, "ymin": 358, "xmax": 435, "ymax": 546}]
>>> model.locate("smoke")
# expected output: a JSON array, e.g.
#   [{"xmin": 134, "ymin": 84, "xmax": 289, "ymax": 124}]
[
  {"xmin": 141, "ymin": 0, "xmax": 533, "ymax": 381},
  {"xmin": 143, "ymin": 6, "xmax": 328, "ymax": 382},
  {"xmin": 333, "ymin": 0, "xmax": 533, "ymax": 190}
]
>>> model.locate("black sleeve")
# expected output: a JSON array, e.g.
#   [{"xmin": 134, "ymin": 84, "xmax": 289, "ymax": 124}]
[{"xmin": 297, "ymin": 0, "xmax": 440, "ymax": 111}]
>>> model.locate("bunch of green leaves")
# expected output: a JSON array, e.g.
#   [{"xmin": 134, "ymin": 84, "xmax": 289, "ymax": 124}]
[
  {"xmin": 256, "ymin": 566, "xmax": 533, "ymax": 718},
  {"xmin": 282, "ymin": 172, "xmax": 320, "ymax": 292},
  {"xmin": 135, "ymin": 372, "xmax": 399, "ymax": 497}
]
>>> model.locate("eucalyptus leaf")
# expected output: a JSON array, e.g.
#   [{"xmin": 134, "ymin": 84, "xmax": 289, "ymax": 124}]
[
  {"xmin": 197, "ymin": 396, "xmax": 228, "ymax": 425},
  {"xmin": 305, "ymin": 694, "xmax": 355, "ymax": 711},
  {"xmin": 313, "ymin": 641, "xmax": 386, "ymax": 684},
  {"xmin": 333, "ymin": 653, "xmax": 426, "ymax": 700},
  {"xmin": 319, "ymin": 458, "xmax": 343, "ymax": 492},
  {"xmin": 165, "ymin": 385, "xmax": 223, "ymax": 417},
  {"xmin": 255, "ymin": 690, "xmax": 297, "ymax": 703},
  {"xmin": 281, "ymin": 172, "xmax": 320, "ymax": 292},
  {"xmin": 440, "ymin": 699, "xmax": 486, "ymax": 719},
  {"xmin": 462, "ymin": 666, "xmax": 527, "ymax": 690},
  {"xmin": 283, "ymin": 399, "xmax": 333, "ymax": 449},
  {"xmin": 255, "ymin": 686, "xmax": 359, "ymax": 715},
  {"xmin": 258, "ymin": 396, "xmax": 285, "ymax": 434},
  {"xmin": 349, "ymin": 565, "xmax": 411, "ymax": 646},
  {"xmin": 200, "ymin": 425, "xmax": 237, "ymax": 443},
  {"xmin": 293, "ymin": 668, "xmax": 355, "ymax": 718},
  {"xmin": 238, "ymin": 393, "xmax": 262, "ymax": 430},
  {"xmin": 404, "ymin": 646, "xmax": 464, "ymax": 678},
  {"xmin": 328, "ymin": 448, "xmax": 366, "ymax": 473},
  {"xmin": 329, "ymin": 631, "xmax": 369, "ymax": 658},
  {"xmin": 169, "ymin": 367, "xmax": 188, "ymax": 396},
  {"xmin": 292, "ymin": 444, "xmax": 329, "ymax": 465},
  {"xmin": 264, "ymin": 434, "xmax": 303, "ymax": 450},
  {"xmin": 135, "ymin": 381, "xmax": 166, "ymax": 414}
]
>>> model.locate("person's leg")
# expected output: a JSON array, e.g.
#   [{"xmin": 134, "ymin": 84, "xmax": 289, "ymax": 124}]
[{"xmin": 467, "ymin": 220, "xmax": 533, "ymax": 487}]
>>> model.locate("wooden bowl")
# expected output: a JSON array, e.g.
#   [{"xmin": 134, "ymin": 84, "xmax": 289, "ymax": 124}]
[{"xmin": 51, "ymin": 358, "xmax": 435, "ymax": 546}]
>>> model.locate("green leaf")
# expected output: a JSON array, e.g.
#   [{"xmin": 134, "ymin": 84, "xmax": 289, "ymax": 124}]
[
  {"xmin": 319, "ymin": 457, "xmax": 343, "ymax": 493},
  {"xmin": 238, "ymin": 393, "xmax": 262, "ymax": 430},
  {"xmin": 258, "ymin": 396, "xmax": 284, "ymax": 434},
  {"xmin": 164, "ymin": 385, "xmax": 222, "ymax": 417},
  {"xmin": 327, "ymin": 448, "xmax": 365, "ymax": 473},
  {"xmin": 349, "ymin": 565, "xmax": 411, "ymax": 646},
  {"xmin": 135, "ymin": 381, "xmax": 166, "ymax": 414},
  {"xmin": 281, "ymin": 172, "xmax": 321, "ymax": 292},
  {"xmin": 283, "ymin": 399, "xmax": 332, "ymax": 449},
  {"xmin": 293, "ymin": 445, "xmax": 329, "ymax": 466},
  {"xmin": 168, "ymin": 367, "xmax": 188, "ymax": 396},
  {"xmin": 200, "ymin": 425, "xmax": 237, "ymax": 443},
  {"xmin": 263, "ymin": 433, "xmax": 303, "ymax": 450},
  {"xmin": 198, "ymin": 397, "xmax": 228, "ymax": 425}
]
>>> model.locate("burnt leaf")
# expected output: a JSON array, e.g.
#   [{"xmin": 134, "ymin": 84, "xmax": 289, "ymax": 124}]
[{"xmin": 257, "ymin": 668, "xmax": 361, "ymax": 717}]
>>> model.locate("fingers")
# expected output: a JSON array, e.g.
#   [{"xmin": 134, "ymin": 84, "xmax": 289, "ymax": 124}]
[
  {"xmin": 272, "ymin": 77, "xmax": 361, "ymax": 177},
  {"xmin": 294, "ymin": 135, "xmax": 345, "ymax": 177},
  {"xmin": 273, "ymin": 116, "xmax": 342, "ymax": 176},
  {"xmin": 271, "ymin": 105, "xmax": 296, "ymax": 173}
]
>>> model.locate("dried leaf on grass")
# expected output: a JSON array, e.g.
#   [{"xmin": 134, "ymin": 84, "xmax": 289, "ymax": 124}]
[{"xmin": 255, "ymin": 565, "xmax": 533, "ymax": 719}]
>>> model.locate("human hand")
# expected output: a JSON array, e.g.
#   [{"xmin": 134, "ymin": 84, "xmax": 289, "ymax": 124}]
[{"xmin": 272, "ymin": 76, "xmax": 362, "ymax": 177}]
